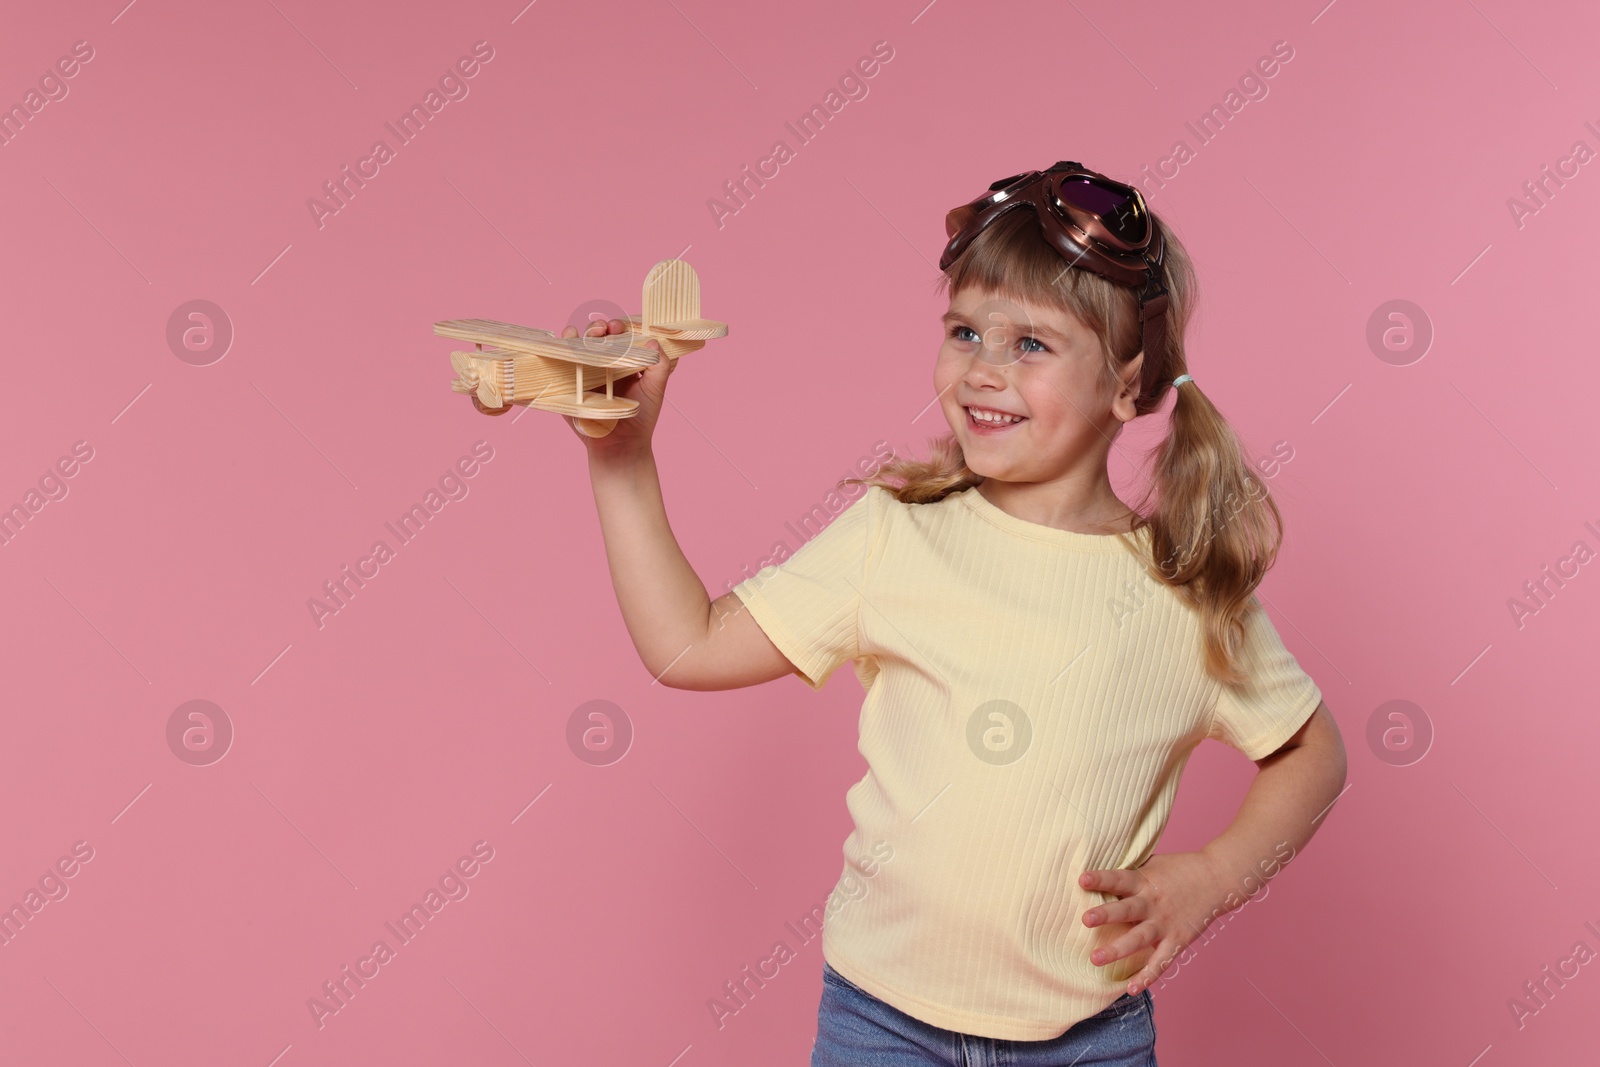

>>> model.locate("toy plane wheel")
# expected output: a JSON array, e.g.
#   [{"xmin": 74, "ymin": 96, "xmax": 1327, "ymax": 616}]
[{"xmin": 472, "ymin": 395, "xmax": 512, "ymax": 416}]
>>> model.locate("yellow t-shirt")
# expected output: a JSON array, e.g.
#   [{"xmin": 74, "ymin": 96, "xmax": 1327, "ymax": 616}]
[{"xmin": 730, "ymin": 483, "xmax": 1321, "ymax": 1040}]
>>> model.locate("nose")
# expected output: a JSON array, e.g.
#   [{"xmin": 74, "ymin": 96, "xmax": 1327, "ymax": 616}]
[{"xmin": 963, "ymin": 345, "xmax": 1014, "ymax": 389}]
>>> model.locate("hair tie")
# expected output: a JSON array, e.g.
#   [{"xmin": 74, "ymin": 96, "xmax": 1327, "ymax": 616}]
[{"xmin": 1172, "ymin": 374, "xmax": 1193, "ymax": 389}]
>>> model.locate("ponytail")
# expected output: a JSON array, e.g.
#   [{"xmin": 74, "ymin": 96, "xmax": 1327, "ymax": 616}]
[{"xmin": 1130, "ymin": 373, "xmax": 1283, "ymax": 686}]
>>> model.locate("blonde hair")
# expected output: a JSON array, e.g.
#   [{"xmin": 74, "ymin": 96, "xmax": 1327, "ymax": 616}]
[{"xmin": 841, "ymin": 199, "xmax": 1285, "ymax": 685}]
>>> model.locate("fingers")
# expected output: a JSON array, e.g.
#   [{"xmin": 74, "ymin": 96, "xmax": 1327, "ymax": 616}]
[
  {"xmin": 1125, "ymin": 944, "xmax": 1178, "ymax": 994},
  {"xmin": 637, "ymin": 339, "xmax": 666, "ymax": 373},
  {"xmin": 649, "ymin": 339, "xmax": 674, "ymax": 366},
  {"xmin": 560, "ymin": 318, "xmax": 614, "ymax": 338},
  {"xmin": 1080, "ymin": 868, "xmax": 1143, "ymax": 897},
  {"xmin": 1090, "ymin": 921, "xmax": 1162, "ymax": 967},
  {"xmin": 563, "ymin": 319, "xmax": 627, "ymax": 340},
  {"xmin": 1082, "ymin": 895, "xmax": 1150, "ymax": 928}
]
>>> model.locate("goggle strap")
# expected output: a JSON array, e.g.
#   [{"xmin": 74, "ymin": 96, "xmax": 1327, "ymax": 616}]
[
  {"xmin": 1136, "ymin": 293, "xmax": 1170, "ymax": 398},
  {"xmin": 1138, "ymin": 290, "xmax": 1169, "ymax": 322}
]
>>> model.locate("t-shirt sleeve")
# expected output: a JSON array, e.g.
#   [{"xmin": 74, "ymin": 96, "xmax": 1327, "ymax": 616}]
[
  {"xmin": 729, "ymin": 487, "xmax": 881, "ymax": 691},
  {"xmin": 1206, "ymin": 594, "xmax": 1323, "ymax": 760}
]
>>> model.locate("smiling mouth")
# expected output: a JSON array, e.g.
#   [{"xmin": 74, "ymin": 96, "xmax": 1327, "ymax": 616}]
[{"xmin": 964, "ymin": 405, "xmax": 1027, "ymax": 432}]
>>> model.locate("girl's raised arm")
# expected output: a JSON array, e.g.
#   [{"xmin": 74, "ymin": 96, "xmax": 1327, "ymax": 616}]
[{"xmin": 566, "ymin": 320, "xmax": 797, "ymax": 691}]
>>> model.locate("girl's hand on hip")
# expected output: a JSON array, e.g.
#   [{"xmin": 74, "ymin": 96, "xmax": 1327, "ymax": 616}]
[{"xmin": 1078, "ymin": 851, "xmax": 1228, "ymax": 996}]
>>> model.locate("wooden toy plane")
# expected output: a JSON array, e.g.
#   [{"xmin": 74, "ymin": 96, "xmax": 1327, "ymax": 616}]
[{"xmin": 435, "ymin": 259, "xmax": 728, "ymax": 438}]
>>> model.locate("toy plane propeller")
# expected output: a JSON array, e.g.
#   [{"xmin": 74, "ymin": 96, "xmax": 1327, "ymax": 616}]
[{"xmin": 436, "ymin": 259, "xmax": 728, "ymax": 438}]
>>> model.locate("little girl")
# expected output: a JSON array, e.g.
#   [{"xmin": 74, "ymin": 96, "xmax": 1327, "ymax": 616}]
[{"xmin": 565, "ymin": 160, "xmax": 1348, "ymax": 1066}]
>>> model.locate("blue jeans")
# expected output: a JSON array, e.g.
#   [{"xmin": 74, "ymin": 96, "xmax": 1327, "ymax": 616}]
[{"xmin": 811, "ymin": 960, "xmax": 1157, "ymax": 1066}]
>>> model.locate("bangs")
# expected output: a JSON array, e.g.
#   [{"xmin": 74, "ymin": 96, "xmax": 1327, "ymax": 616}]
[{"xmin": 937, "ymin": 206, "xmax": 1140, "ymax": 361}]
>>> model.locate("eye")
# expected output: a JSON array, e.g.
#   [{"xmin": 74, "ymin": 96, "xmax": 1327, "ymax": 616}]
[
  {"xmin": 948, "ymin": 324, "xmax": 980, "ymax": 343},
  {"xmin": 1018, "ymin": 335, "xmax": 1051, "ymax": 354}
]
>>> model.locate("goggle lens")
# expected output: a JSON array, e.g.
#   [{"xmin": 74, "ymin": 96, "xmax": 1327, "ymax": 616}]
[{"xmin": 1056, "ymin": 176, "xmax": 1145, "ymax": 244}]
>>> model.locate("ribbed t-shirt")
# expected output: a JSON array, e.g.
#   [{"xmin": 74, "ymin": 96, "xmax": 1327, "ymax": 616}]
[{"xmin": 729, "ymin": 483, "xmax": 1322, "ymax": 1040}]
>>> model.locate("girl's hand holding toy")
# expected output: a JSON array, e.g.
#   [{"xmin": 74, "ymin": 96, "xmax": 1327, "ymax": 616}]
[{"xmin": 557, "ymin": 320, "xmax": 674, "ymax": 464}]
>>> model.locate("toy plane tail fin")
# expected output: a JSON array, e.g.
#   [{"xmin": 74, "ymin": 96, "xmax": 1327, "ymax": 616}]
[{"xmin": 642, "ymin": 260, "xmax": 701, "ymax": 331}]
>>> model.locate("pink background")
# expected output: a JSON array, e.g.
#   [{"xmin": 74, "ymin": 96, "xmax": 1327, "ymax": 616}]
[{"xmin": 2, "ymin": 0, "xmax": 1597, "ymax": 1062}]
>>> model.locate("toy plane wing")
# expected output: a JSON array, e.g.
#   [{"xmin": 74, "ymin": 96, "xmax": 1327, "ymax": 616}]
[
  {"xmin": 626, "ymin": 315, "xmax": 729, "ymax": 340},
  {"xmin": 434, "ymin": 318, "xmax": 659, "ymax": 370},
  {"xmin": 517, "ymin": 390, "xmax": 639, "ymax": 420}
]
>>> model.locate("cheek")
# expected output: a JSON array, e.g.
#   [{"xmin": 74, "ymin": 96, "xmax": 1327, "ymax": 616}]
[{"xmin": 1018, "ymin": 382, "xmax": 1078, "ymax": 429}]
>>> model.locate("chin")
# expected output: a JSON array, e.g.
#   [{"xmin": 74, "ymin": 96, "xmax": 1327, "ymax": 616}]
[{"xmin": 959, "ymin": 452, "xmax": 1005, "ymax": 478}]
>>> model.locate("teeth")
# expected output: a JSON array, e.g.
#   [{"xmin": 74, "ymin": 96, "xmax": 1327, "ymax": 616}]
[{"xmin": 968, "ymin": 406, "xmax": 1023, "ymax": 424}]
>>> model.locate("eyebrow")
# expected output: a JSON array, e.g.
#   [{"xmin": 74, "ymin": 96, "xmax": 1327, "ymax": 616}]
[{"xmin": 941, "ymin": 310, "xmax": 1072, "ymax": 343}]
